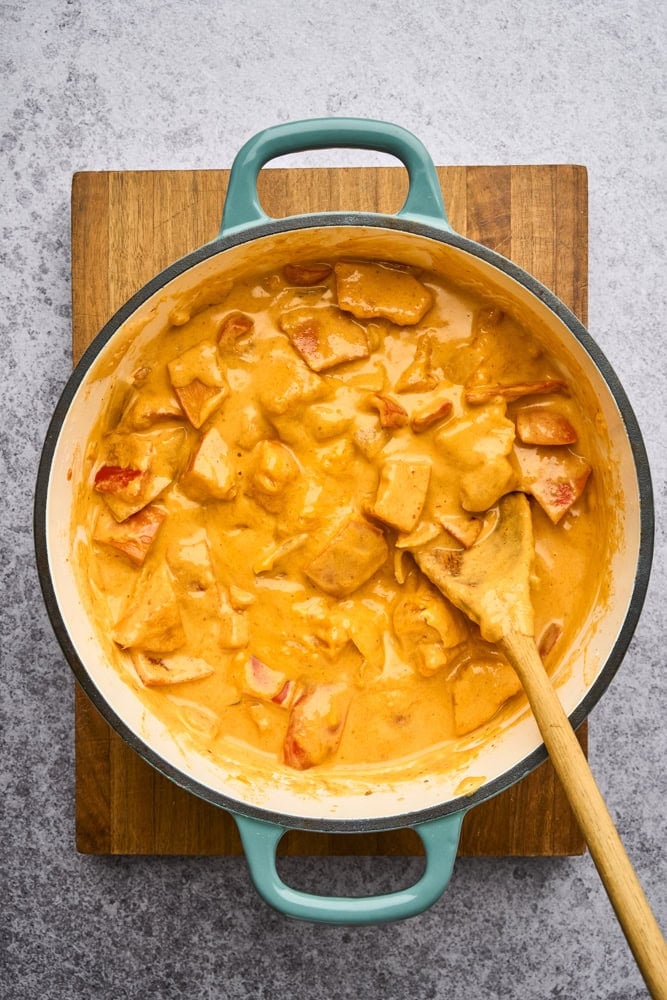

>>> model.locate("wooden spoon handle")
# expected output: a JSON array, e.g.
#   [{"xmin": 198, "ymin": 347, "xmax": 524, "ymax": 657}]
[{"xmin": 502, "ymin": 632, "xmax": 667, "ymax": 999}]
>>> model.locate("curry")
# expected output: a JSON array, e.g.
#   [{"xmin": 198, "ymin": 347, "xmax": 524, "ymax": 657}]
[{"xmin": 73, "ymin": 257, "xmax": 607, "ymax": 773}]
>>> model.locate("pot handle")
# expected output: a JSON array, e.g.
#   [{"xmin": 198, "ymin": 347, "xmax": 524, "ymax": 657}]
[
  {"xmin": 219, "ymin": 117, "xmax": 451, "ymax": 236},
  {"xmin": 233, "ymin": 810, "xmax": 465, "ymax": 925}
]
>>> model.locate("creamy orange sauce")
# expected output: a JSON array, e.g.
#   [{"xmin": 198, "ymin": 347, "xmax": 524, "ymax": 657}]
[{"xmin": 73, "ymin": 258, "xmax": 609, "ymax": 774}]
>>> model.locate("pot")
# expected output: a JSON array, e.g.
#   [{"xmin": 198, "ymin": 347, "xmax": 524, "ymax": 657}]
[{"xmin": 35, "ymin": 118, "xmax": 653, "ymax": 924}]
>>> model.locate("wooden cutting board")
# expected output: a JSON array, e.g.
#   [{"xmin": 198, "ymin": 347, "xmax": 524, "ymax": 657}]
[{"xmin": 71, "ymin": 163, "xmax": 588, "ymax": 856}]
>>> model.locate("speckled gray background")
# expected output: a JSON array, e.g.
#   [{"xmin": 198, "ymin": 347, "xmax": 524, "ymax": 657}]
[{"xmin": 2, "ymin": 1, "xmax": 665, "ymax": 997}]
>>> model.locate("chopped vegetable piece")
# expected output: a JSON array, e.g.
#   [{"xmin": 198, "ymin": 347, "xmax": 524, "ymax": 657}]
[
  {"xmin": 465, "ymin": 378, "xmax": 567, "ymax": 406},
  {"xmin": 172, "ymin": 379, "xmax": 228, "ymax": 429},
  {"xmin": 95, "ymin": 427, "xmax": 187, "ymax": 521},
  {"xmin": 538, "ymin": 620, "xmax": 563, "ymax": 658},
  {"xmin": 516, "ymin": 406, "xmax": 578, "ymax": 445},
  {"xmin": 167, "ymin": 341, "xmax": 228, "ymax": 427},
  {"xmin": 334, "ymin": 261, "xmax": 432, "ymax": 325},
  {"xmin": 283, "ymin": 682, "xmax": 351, "ymax": 769},
  {"xmin": 243, "ymin": 655, "xmax": 296, "ymax": 707},
  {"xmin": 306, "ymin": 517, "xmax": 388, "ymax": 597},
  {"xmin": 279, "ymin": 306, "xmax": 369, "ymax": 372},
  {"xmin": 371, "ymin": 458, "xmax": 432, "ymax": 533},
  {"xmin": 113, "ymin": 563, "xmax": 185, "ymax": 652},
  {"xmin": 283, "ymin": 262, "xmax": 333, "ymax": 286},
  {"xmin": 217, "ymin": 311, "xmax": 254, "ymax": 346},
  {"xmin": 93, "ymin": 504, "xmax": 166, "ymax": 565},
  {"xmin": 369, "ymin": 393, "xmax": 408, "ymax": 429},
  {"xmin": 182, "ymin": 427, "xmax": 237, "ymax": 500},
  {"xmin": 94, "ymin": 464, "xmax": 145, "ymax": 497},
  {"xmin": 130, "ymin": 650, "xmax": 215, "ymax": 687},
  {"xmin": 514, "ymin": 443, "xmax": 591, "ymax": 523},
  {"xmin": 452, "ymin": 657, "xmax": 521, "ymax": 735}
]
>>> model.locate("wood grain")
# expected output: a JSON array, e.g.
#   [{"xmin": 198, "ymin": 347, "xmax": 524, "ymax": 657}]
[{"xmin": 71, "ymin": 164, "xmax": 589, "ymax": 857}]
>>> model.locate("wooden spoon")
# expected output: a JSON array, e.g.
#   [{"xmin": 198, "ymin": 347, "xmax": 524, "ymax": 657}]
[{"xmin": 413, "ymin": 493, "xmax": 667, "ymax": 998}]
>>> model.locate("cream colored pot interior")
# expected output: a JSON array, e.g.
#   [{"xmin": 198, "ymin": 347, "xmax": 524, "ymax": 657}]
[{"xmin": 45, "ymin": 225, "xmax": 641, "ymax": 824}]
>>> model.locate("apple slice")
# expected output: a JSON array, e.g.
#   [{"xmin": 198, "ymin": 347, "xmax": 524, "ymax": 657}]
[
  {"xmin": 130, "ymin": 650, "xmax": 214, "ymax": 687},
  {"xmin": 514, "ymin": 443, "xmax": 592, "ymax": 523},
  {"xmin": 279, "ymin": 305, "xmax": 369, "ymax": 372},
  {"xmin": 283, "ymin": 682, "xmax": 351, "ymax": 769},
  {"xmin": 515, "ymin": 406, "xmax": 577, "ymax": 446},
  {"xmin": 93, "ymin": 504, "xmax": 165, "ymax": 565},
  {"xmin": 167, "ymin": 341, "xmax": 228, "ymax": 428},
  {"xmin": 243, "ymin": 655, "xmax": 297, "ymax": 708}
]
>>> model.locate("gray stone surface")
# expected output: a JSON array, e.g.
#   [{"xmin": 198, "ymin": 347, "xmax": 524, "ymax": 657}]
[{"xmin": 2, "ymin": 1, "xmax": 665, "ymax": 997}]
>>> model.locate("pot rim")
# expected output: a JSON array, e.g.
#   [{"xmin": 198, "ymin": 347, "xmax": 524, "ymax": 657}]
[{"xmin": 34, "ymin": 211, "xmax": 654, "ymax": 833}]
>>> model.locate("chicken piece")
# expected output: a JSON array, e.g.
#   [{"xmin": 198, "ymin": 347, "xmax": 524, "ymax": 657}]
[
  {"xmin": 182, "ymin": 426, "xmax": 237, "ymax": 500},
  {"xmin": 305, "ymin": 402, "xmax": 353, "ymax": 441},
  {"xmin": 167, "ymin": 340, "xmax": 228, "ymax": 428},
  {"xmin": 167, "ymin": 526, "xmax": 216, "ymax": 592},
  {"xmin": 513, "ymin": 443, "xmax": 592, "ymax": 523},
  {"xmin": 93, "ymin": 504, "xmax": 166, "ymax": 566},
  {"xmin": 283, "ymin": 262, "xmax": 333, "ymax": 286},
  {"xmin": 395, "ymin": 334, "xmax": 438, "ymax": 393},
  {"xmin": 452, "ymin": 656, "xmax": 521, "ymax": 736},
  {"xmin": 464, "ymin": 378, "xmax": 567, "ymax": 406},
  {"xmin": 369, "ymin": 393, "xmax": 408, "ymax": 429},
  {"xmin": 258, "ymin": 342, "xmax": 329, "ymax": 415},
  {"xmin": 250, "ymin": 440, "xmax": 300, "ymax": 496},
  {"xmin": 334, "ymin": 261, "xmax": 432, "ymax": 326},
  {"xmin": 279, "ymin": 305, "xmax": 369, "ymax": 372},
  {"xmin": 436, "ymin": 402, "xmax": 516, "ymax": 512},
  {"xmin": 393, "ymin": 578, "xmax": 467, "ymax": 651},
  {"xmin": 305, "ymin": 517, "xmax": 388, "ymax": 597},
  {"xmin": 121, "ymin": 386, "xmax": 183, "ymax": 430},
  {"xmin": 113, "ymin": 562, "xmax": 185, "ymax": 652},
  {"xmin": 252, "ymin": 533, "xmax": 309, "ymax": 574},
  {"xmin": 283, "ymin": 682, "xmax": 351, "ymax": 769},
  {"xmin": 371, "ymin": 458, "xmax": 431, "ymax": 533},
  {"xmin": 515, "ymin": 406, "xmax": 578, "ymax": 446},
  {"xmin": 94, "ymin": 427, "xmax": 187, "ymax": 521},
  {"xmin": 243, "ymin": 655, "xmax": 297, "ymax": 708},
  {"xmin": 130, "ymin": 650, "xmax": 214, "ymax": 687}
]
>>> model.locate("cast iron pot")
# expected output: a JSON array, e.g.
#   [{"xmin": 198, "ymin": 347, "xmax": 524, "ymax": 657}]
[{"xmin": 35, "ymin": 118, "xmax": 653, "ymax": 924}]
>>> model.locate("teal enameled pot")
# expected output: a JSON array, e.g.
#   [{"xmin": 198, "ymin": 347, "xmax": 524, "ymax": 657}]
[{"xmin": 35, "ymin": 118, "xmax": 653, "ymax": 925}]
